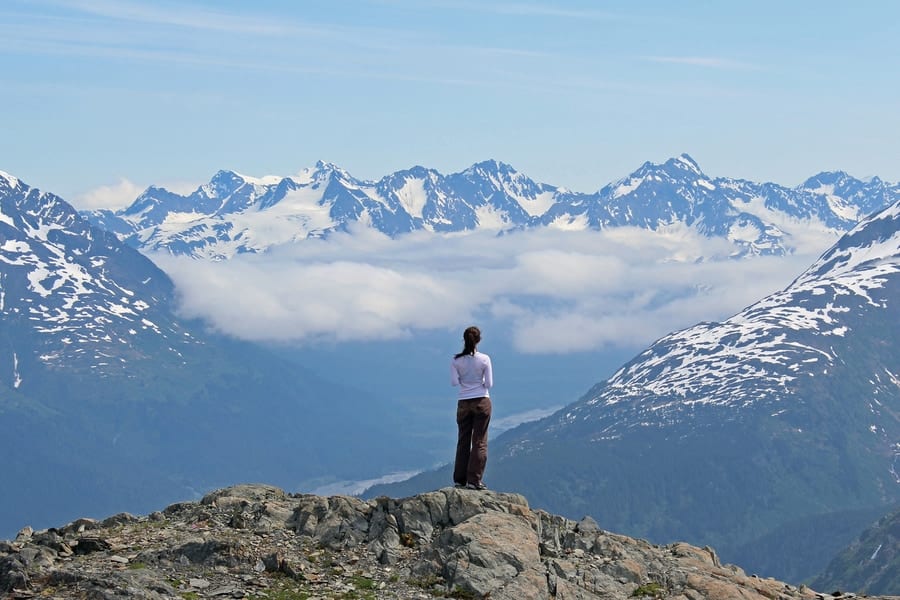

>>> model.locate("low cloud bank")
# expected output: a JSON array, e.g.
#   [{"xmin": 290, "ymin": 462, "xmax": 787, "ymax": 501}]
[{"xmin": 153, "ymin": 226, "xmax": 837, "ymax": 354}]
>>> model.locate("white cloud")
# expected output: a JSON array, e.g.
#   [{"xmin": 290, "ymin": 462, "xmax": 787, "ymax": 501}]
[
  {"xmin": 154, "ymin": 227, "xmax": 832, "ymax": 354},
  {"xmin": 71, "ymin": 178, "xmax": 144, "ymax": 210},
  {"xmin": 71, "ymin": 178, "xmax": 201, "ymax": 211}
]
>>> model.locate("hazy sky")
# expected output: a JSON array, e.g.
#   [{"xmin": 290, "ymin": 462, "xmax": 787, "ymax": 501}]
[{"xmin": 2, "ymin": 1, "xmax": 899, "ymax": 207}]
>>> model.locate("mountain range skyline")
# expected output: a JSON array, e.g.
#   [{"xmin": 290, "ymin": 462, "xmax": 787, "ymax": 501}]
[
  {"xmin": 1, "ymin": 154, "xmax": 888, "ymax": 246},
  {"xmin": 7, "ymin": 154, "xmax": 899, "ymax": 355},
  {"xmin": 67, "ymin": 154, "xmax": 899, "ymax": 355}
]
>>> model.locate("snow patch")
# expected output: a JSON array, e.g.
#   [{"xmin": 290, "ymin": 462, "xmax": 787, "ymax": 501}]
[
  {"xmin": 474, "ymin": 204, "xmax": 511, "ymax": 230},
  {"xmin": 613, "ymin": 177, "xmax": 645, "ymax": 198},
  {"xmin": 395, "ymin": 177, "xmax": 428, "ymax": 220},
  {"xmin": 0, "ymin": 170, "xmax": 21, "ymax": 189},
  {"xmin": 235, "ymin": 172, "xmax": 283, "ymax": 186},
  {"xmin": 728, "ymin": 221, "xmax": 762, "ymax": 243},
  {"xmin": 546, "ymin": 213, "xmax": 589, "ymax": 231},
  {"xmin": 12, "ymin": 352, "xmax": 22, "ymax": 388},
  {"xmin": 518, "ymin": 190, "xmax": 556, "ymax": 217}
]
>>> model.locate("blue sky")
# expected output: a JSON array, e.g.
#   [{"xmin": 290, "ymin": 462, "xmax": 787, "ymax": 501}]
[{"xmin": 2, "ymin": 0, "xmax": 899, "ymax": 207}]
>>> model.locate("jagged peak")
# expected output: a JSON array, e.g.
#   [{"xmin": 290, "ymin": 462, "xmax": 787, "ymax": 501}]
[
  {"xmin": 622, "ymin": 154, "xmax": 706, "ymax": 183},
  {"xmin": 676, "ymin": 152, "xmax": 701, "ymax": 168},
  {"xmin": 799, "ymin": 170, "xmax": 857, "ymax": 190},
  {"xmin": 209, "ymin": 169, "xmax": 246, "ymax": 185},
  {"xmin": 464, "ymin": 159, "xmax": 519, "ymax": 177},
  {"xmin": 293, "ymin": 160, "xmax": 354, "ymax": 185},
  {"xmin": 603, "ymin": 154, "xmax": 708, "ymax": 198},
  {"xmin": 202, "ymin": 169, "xmax": 283, "ymax": 190},
  {"xmin": 0, "ymin": 169, "xmax": 25, "ymax": 190},
  {"xmin": 379, "ymin": 165, "xmax": 442, "ymax": 187},
  {"xmin": 393, "ymin": 164, "xmax": 440, "ymax": 178},
  {"xmin": 194, "ymin": 170, "xmax": 251, "ymax": 201},
  {"xmin": 862, "ymin": 175, "xmax": 884, "ymax": 185},
  {"xmin": 664, "ymin": 153, "xmax": 704, "ymax": 176}
]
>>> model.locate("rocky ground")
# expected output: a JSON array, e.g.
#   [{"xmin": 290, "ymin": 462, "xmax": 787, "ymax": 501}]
[{"xmin": 1, "ymin": 484, "xmax": 896, "ymax": 600}]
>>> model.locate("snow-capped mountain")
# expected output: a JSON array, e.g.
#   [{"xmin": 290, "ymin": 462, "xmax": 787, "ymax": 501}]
[
  {"xmin": 0, "ymin": 170, "xmax": 431, "ymax": 538},
  {"xmin": 369, "ymin": 196, "xmax": 900, "ymax": 583},
  {"xmin": 0, "ymin": 169, "xmax": 193, "ymax": 383},
  {"xmin": 82, "ymin": 155, "xmax": 900, "ymax": 259},
  {"xmin": 550, "ymin": 197, "xmax": 900, "ymax": 436}
]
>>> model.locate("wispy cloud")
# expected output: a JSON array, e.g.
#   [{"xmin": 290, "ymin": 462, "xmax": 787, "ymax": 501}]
[
  {"xmin": 3, "ymin": 2, "xmax": 563, "ymax": 92},
  {"xmin": 386, "ymin": 0, "xmax": 618, "ymax": 21},
  {"xmin": 155, "ymin": 227, "xmax": 834, "ymax": 355},
  {"xmin": 644, "ymin": 55, "xmax": 764, "ymax": 71},
  {"xmin": 41, "ymin": 0, "xmax": 297, "ymax": 35},
  {"xmin": 72, "ymin": 178, "xmax": 143, "ymax": 210}
]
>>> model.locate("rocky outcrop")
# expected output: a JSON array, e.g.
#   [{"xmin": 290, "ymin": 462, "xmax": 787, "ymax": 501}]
[{"xmin": 1, "ymin": 484, "xmax": 895, "ymax": 599}]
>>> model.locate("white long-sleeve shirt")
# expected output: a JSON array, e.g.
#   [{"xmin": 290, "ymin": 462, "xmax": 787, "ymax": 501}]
[{"xmin": 450, "ymin": 351, "xmax": 493, "ymax": 400}]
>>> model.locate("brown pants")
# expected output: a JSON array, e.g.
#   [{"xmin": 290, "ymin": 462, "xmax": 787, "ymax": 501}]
[{"xmin": 454, "ymin": 396, "xmax": 492, "ymax": 487}]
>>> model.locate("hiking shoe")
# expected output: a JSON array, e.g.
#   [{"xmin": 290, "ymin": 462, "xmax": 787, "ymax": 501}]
[
  {"xmin": 466, "ymin": 482, "xmax": 487, "ymax": 490},
  {"xmin": 453, "ymin": 482, "xmax": 466, "ymax": 488}
]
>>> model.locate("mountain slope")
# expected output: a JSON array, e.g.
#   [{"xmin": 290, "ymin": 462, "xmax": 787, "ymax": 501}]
[
  {"xmin": 368, "ymin": 197, "xmax": 900, "ymax": 583},
  {"xmin": 81, "ymin": 155, "xmax": 900, "ymax": 259},
  {"xmin": 812, "ymin": 504, "xmax": 900, "ymax": 594},
  {"xmin": 0, "ymin": 171, "xmax": 420, "ymax": 538}
]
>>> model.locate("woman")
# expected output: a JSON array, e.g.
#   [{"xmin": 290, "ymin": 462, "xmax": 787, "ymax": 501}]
[{"xmin": 450, "ymin": 326, "xmax": 493, "ymax": 490}]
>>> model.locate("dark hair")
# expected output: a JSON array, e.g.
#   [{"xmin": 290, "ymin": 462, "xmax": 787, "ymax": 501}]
[{"xmin": 454, "ymin": 326, "xmax": 481, "ymax": 359}]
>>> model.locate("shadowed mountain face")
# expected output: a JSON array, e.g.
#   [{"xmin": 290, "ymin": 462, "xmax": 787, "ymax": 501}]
[
  {"xmin": 0, "ymin": 171, "xmax": 420, "ymax": 538},
  {"xmin": 81, "ymin": 156, "xmax": 900, "ymax": 259},
  {"xmin": 812, "ymin": 504, "xmax": 900, "ymax": 595},
  {"xmin": 368, "ymin": 198, "xmax": 900, "ymax": 583}
]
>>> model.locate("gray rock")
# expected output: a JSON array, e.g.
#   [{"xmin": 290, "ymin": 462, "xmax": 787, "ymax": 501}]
[
  {"xmin": 73, "ymin": 536, "xmax": 112, "ymax": 555},
  {"xmin": 99, "ymin": 512, "xmax": 138, "ymax": 528},
  {"xmin": 431, "ymin": 511, "xmax": 544, "ymax": 598},
  {"xmin": 291, "ymin": 495, "xmax": 372, "ymax": 548},
  {"xmin": 2, "ymin": 483, "xmax": 891, "ymax": 600},
  {"xmin": 0, "ymin": 556, "xmax": 29, "ymax": 592},
  {"xmin": 576, "ymin": 516, "xmax": 600, "ymax": 534},
  {"xmin": 60, "ymin": 518, "xmax": 99, "ymax": 535},
  {"xmin": 201, "ymin": 483, "xmax": 286, "ymax": 507}
]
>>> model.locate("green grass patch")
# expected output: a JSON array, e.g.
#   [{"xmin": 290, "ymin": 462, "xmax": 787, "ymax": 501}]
[{"xmin": 632, "ymin": 582, "xmax": 664, "ymax": 597}]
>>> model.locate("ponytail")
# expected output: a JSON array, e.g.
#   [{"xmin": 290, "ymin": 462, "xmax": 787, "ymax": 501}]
[{"xmin": 454, "ymin": 326, "xmax": 481, "ymax": 359}]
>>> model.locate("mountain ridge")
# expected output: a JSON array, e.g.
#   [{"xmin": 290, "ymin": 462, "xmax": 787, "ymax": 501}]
[{"xmin": 79, "ymin": 155, "xmax": 900, "ymax": 259}]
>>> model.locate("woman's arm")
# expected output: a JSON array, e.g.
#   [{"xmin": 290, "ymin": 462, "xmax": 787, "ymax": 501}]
[{"xmin": 450, "ymin": 359, "xmax": 460, "ymax": 387}]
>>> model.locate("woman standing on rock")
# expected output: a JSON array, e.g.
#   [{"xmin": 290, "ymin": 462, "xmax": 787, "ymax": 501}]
[{"xmin": 450, "ymin": 326, "xmax": 493, "ymax": 490}]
